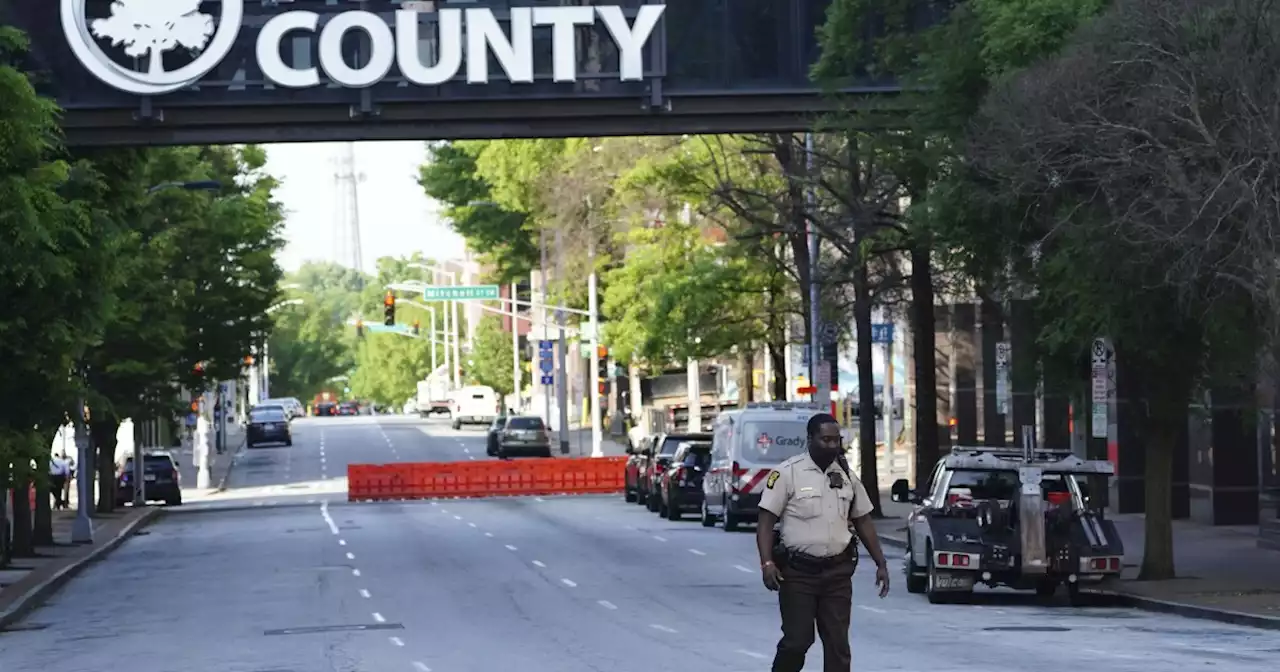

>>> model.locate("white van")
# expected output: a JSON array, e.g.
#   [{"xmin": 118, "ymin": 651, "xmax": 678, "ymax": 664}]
[
  {"xmin": 701, "ymin": 402, "xmax": 823, "ymax": 530},
  {"xmin": 451, "ymin": 385, "xmax": 499, "ymax": 429}
]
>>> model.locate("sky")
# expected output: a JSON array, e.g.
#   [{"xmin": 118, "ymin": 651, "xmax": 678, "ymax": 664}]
[{"xmin": 264, "ymin": 141, "xmax": 466, "ymax": 274}]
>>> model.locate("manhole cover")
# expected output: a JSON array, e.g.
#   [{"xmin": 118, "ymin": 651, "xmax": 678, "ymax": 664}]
[
  {"xmin": 265, "ymin": 623, "xmax": 403, "ymax": 636},
  {"xmin": 983, "ymin": 626, "xmax": 1071, "ymax": 632}
]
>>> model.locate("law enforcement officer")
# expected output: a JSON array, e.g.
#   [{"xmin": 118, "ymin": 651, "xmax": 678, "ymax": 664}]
[{"xmin": 756, "ymin": 413, "xmax": 890, "ymax": 672}]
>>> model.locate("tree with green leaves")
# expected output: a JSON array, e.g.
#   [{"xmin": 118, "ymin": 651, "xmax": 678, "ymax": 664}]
[
  {"xmin": 349, "ymin": 331, "xmax": 435, "ymax": 407},
  {"xmin": 267, "ymin": 261, "xmax": 366, "ymax": 401},
  {"xmin": 961, "ymin": 0, "xmax": 1278, "ymax": 579},
  {"xmin": 0, "ymin": 27, "xmax": 122, "ymax": 560},
  {"xmin": 417, "ymin": 143, "xmax": 537, "ymax": 283},
  {"xmin": 466, "ymin": 315, "xmax": 524, "ymax": 398}
]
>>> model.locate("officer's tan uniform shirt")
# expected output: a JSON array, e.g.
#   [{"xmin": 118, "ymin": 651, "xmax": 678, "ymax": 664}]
[{"xmin": 760, "ymin": 452, "xmax": 873, "ymax": 558}]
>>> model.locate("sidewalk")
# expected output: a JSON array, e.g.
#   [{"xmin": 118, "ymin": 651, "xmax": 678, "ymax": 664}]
[
  {"xmin": 0, "ymin": 506, "xmax": 159, "ymax": 630},
  {"xmin": 869, "ymin": 499, "xmax": 1280, "ymax": 629}
]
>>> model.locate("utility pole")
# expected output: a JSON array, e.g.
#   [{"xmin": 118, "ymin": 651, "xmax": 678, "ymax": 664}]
[
  {"xmin": 429, "ymin": 307, "xmax": 438, "ymax": 374},
  {"xmin": 511, "ymin": 281, "xmax": 521, "ymax": 413},
  {"xmin": 554, "ymin": 229, "xmax": 570, "ymax": 455},
  {"xmin": 540, "ymin": 229, "xmax": 552, "ymax": 428},
  {"xmin": 587, "ymin": 238, "xmax": 603, "ymax": 457},
  {"xmin": 805, "ymin": 132, "xmax": 828, "ymax": 408}
]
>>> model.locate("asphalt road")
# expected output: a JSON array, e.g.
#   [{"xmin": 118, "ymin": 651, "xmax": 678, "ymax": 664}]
[{"xmin": 1, "ymin": 416, "xmax": 1277, "ymax": 672}]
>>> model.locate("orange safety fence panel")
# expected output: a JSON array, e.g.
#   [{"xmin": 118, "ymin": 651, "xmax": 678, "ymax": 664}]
[{"xmin": 347, "ymin": 456, "xmax": 628, "ymax": 501}]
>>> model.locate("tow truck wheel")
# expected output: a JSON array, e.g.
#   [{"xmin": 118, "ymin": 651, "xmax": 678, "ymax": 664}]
[
  {"xmin": 700, "ymin": 501, "xmax": 716, "ymax": 527},
  {"xmin": 1066, "ymin": 581, "xmax": 1090, "ymax": 607},
  {"xmin": 905, "ymin": 542, "xmax": 927, "ymax": 594}
]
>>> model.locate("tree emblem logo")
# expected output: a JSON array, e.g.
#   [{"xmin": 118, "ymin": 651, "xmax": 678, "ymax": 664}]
[{"xmin": 60, "ymin": 0, "xmax": 245, "ymax": 95}]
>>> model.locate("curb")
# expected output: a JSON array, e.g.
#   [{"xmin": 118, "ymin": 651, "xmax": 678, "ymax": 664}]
[
  {"xmin": 0, "ymin": 508, "xmax": 161, "ymax": 631},
  {"xmin": 1089, "ymin": 591, "xmax": 1280, "ymax": 631},
  {"xmin": 214, "ymin": 432, "xmax": 247, "ymax": 493},
  {"xmin": 876, "ymin": 528, "xmax": 1279, "ymax": 630}
]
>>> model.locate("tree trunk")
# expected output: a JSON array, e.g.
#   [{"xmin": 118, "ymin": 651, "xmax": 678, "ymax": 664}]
[
  {"xmin": 91, "ymin": 419, "xmax": 118, "ymax": 513},
  {"xmin": 1138, "ymin": 399, "xmax": 1180, "ymax": 580},
  {"xmin": 33, "ymin": 474, "xmax": 53, "ymax": 546},
  {"xmin": 770, "ymin": 342, "xmax": 788, "ymax": 401},
  {"xmin": 737, "ymin": 348, "xmax": 755, "ymax": 406},
  {"xmin": 10, "ymin": 462, "xmax": 33, "ymax": 557},
  {"xmin": 0, "ymin": 461, "xmax": 11, "ymax": 566},
  {"xmin": 909, "ymin": 242, "xmax": 940, "ymax": 480},
  {"xmin": 854, "ymin": 254, "xmax": 881, "ymax": 515}
]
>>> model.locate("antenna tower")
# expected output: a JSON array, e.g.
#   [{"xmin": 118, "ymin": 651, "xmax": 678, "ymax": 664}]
[{"xmin": 332, "ymin": 142, "xmax": 367, "ymax": 273}]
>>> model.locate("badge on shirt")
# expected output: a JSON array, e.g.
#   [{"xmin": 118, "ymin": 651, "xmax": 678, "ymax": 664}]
[{"xmin": 766, "ymin": 471, "xmax": 780, "ymax": 489}]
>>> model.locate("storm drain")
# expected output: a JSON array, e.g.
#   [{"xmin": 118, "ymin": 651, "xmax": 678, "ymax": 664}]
[
  {"xmin": 982, "ymin": 626, "xmax": 1071, "ymax": 632},
  {"xmin": 265, "ymin": 623, "xmax": 403, "ymax": 636}
]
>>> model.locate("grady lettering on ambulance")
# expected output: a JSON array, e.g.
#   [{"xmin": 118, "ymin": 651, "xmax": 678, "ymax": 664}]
[{"xmin": 65, "ymin": 2, "xmax": 665, "ymax": 95}]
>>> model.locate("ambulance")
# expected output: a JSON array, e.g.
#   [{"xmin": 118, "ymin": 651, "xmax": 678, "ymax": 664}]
[{"xmin": 701, "ymin": 402, "xmax": 823, "ymax": 530}]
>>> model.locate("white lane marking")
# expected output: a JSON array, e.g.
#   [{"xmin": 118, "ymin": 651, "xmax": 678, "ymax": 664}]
[
  {"xmin": 453, "ymin": 515, "xmax": 462, "ymax": 520},
  {"xmin": 534, "ymin": 497, "xmax": 544, "ymax": 502},
  {"xmin": 505, "ymin": 544, "xmax": 518, "ymax": 551},
  {"xmin": 532, "ymin": 560, "xmax": 546, "ymax": 568},
  {"xmin": 346, "ymin": 552, "xmax": 355, "ymax": 560},
  {"xmin": 560, "ymin": 578, "xmax": 577, "ymax": 588},
  {"xmin": 597, "ymin": 600, "xmax": 618, "ymax": 610},
  {"xmin": 858, "ymin": 605, "xmax": 887, "ymax": 614},
  {"xmin": 688, "ymin": 549, "xmax": 706, "ymax": 556},
  {"xmin": 734, "ymin": 564, "xmax": 752, "ymax": 573},
  {"xmin": 352, "ymin": 569, "xmax": 362, "ymax": 577},
  {"xmin": 484, "ymin": 532, "xmax": 494, "ymax": 537},
  {"xmin": 373, "ymin": 612, "xmax": 386, "ymax": 623},
  {"xmin": 469, "ymin": 455, "xmax": 476, "ymax": 460},
  {"xmin": 360, "ymin": 589, "xmax": 371, "ymax": 598},
  {"xmin": 321, "ymin": 456, "xmax": 326, "ymax": 463},
  {"xmin": 321, "ymin": 501, "xmax": 340, "ymax": 535},
  {"xmin": 390, "ymin": 636, "xmax": 405, "ymax": 647},
  {"xmin": 649, "ymin": 624, "xmax": 677, "ymax": 633},
  {"xmin": 412, "ymin": 663, "xmax": 431, "ymax": 672},
  {"xmin": 430, "ymin": 501, "xmax": 438, "ymax": 506},
  {"xmin": 653, "ymin": 535, "xmax": 667, "ymax": 542},
  {"xmin": 737, "ymin": 650, "xmax": 768, "ymax": 660},
  {"xmin": 468, "ymin": 522, "xmax": 477, "ymax": 528},
  {"xmin": 440, "ymin": 509, "xmax": 448, "ymax": 513},
  {"xmin": 338, "ymin": 539, "xmax": 347, "ymax": 546},
  {"xmin": 463, "ymin": 448, "xmax": 469, "ymax": 453}
]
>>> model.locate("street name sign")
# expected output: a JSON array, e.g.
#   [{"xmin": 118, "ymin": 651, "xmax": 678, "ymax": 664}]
[
  {"xmin": 422, "ymin": 285, "xmax": 500, "ymax": 301},
  {"xmin": 62, "ymin": 2, "xmax": 666, "ymax": 96}
]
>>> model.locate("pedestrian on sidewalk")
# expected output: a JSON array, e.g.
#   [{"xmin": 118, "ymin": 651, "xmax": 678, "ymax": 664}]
[
  {"xmin": 756, "ymin": 413, "xmax": 891, "ymax": 672},
  {"xmin": 49, "ymin": 452, "xmax": 71, "ymax": 510}
]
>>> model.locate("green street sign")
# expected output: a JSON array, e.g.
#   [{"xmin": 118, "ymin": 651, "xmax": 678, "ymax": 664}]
[{"xmin": 422, "ymin": 285, "xmax": 500, "ymax": 301}]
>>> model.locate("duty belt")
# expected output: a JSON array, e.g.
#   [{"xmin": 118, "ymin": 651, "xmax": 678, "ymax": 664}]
[{"xmin": 784, "ymin": 545, "xmax": 855, "ymax": 572}]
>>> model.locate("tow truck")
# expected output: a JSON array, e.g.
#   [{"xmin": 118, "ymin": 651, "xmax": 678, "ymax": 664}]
[{"xmin": 890, "ymin": 444, "xmax": 1123, "ymax": 605}]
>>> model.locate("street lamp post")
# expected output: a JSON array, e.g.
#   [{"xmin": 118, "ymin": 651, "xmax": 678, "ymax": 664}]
[
  {"xmin": 135, "ymin": 179, "xmax": 221, "ymax": 507},
  {"xmin": 587, "ymin": 239, "xmax": 603, "ymax": 457},
  {"xmin": 405, "ymin": 264, "xmax": 461, "ymax": 388}
]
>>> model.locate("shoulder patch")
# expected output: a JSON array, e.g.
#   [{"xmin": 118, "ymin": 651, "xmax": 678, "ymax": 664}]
[{"xmin": 766, "ymin": 471, "xmax": 781, "ymax": 489}]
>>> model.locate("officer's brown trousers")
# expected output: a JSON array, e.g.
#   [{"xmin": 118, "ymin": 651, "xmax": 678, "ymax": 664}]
[{"xmin": 771, "ymin": 556, "xmax": 855, "ymax": 672}]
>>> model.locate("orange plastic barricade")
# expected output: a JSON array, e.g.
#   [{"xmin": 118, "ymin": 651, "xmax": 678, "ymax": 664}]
[{"xmin": 347, "ymin": 456, "xmax": 627, "ymax": 502}]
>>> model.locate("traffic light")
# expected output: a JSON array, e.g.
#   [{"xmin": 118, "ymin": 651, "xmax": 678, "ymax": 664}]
[
  {"xmin": 355, "ymin": 319, "xmax": 365, "ymax": 338},
  {"xmin": 596, "ymin": 345, "xmax": 609, "ymax": 396},
  {"xmin": 193, "ymin": 361, "xmax": 205, "ymax": 376},
  {"xmin": 411, "ymin": 319, "xmax": 420, "ymax": 336},
  {"xmin": 383, "ymin": 291, "xmax": 396, "ymax": 326}
]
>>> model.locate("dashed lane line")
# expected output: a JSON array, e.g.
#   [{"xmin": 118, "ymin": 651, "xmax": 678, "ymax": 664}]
[
  {"xmin": 597, "ymin": 600, "xmax": 618, "ymax": 610},
  {"xmin": 737, "ymin": 650, "xmax": 769, "ymax": 660},
  {"xmin": 360, "ymin": 589, "xmax": 371, "ymax": 598},
  {"xmin": 734, "ymin": 565, "xmax": 752, "ymax": 573},
  {"xmin": 649, "ymin": 624, "xmax": 677, "ymax": 633},
  {"xmin": 321, "ymin": 501, "xmax": 340, "ymax": 535},
  {"xmin": 373, "ymin": 612, "xmax": 386, "ymax": 623},
  {"xmin": 505, "ymin": 545, "xmax": 518, "ymax": 551},
  {"xmin": 346, "ymin": 552, "xmax": 356, "ymax": 560},
  {"xmin": 561, "ymin": 578, "xmax": 578, "ymax": 588},
  {"xmin": 390, "ymin": 636, "xmax": 405, "ymax": 647},
  {"xmin": 689, "ymin": 549, "xmax": 706, "ymax": 556},
  {"xmin": 353, "ymin": 569, "xmax": 362, "ymax": 577},
  {"xmin": 412, "ymin": 663, "xmax": 431, "ymax": 672},
  {"xmin": 532, "ymin": 560, "xmax": 546, "ymax": 568},
  {"xmin": 653, "ymin": 535, "xmax": 667, "ymax": 542}
]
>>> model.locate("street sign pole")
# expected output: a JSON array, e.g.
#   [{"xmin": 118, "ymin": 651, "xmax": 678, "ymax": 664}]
[
  {"xmin": 555, "ymin": 229, "xmax": 570, "ymax": 455},
  {"xmin": 511, "ymin": 282, "xmax": 521, "ymax": 413},
  {"xmin": 540, "ymin": 229, "xmax": 552, "ymax": 429}
]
